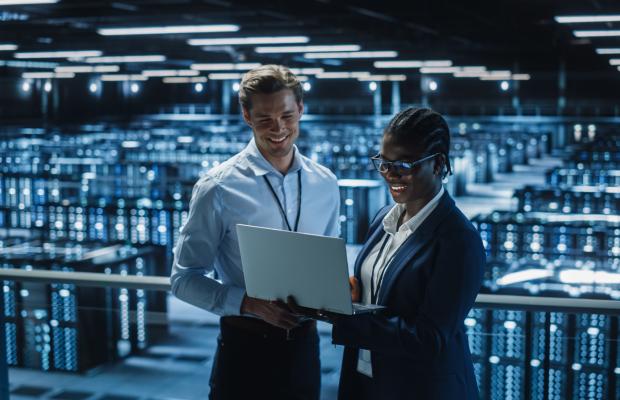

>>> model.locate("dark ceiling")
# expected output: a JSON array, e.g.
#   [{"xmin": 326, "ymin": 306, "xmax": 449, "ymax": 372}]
[{"xmin": 1, "ymin": 0, "xmax": 619, "ymax": 89}]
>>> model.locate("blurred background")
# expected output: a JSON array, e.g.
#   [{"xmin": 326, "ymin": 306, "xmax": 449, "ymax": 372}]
[{"xmin": 1, "ymin": 1, "xmax": 620, "ymax": 399}]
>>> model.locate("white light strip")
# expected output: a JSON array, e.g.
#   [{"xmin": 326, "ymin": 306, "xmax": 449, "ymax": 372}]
[
  {"xmin": 357, "ymin": 74, "xmax": 407, "ymax": 81},
  {"xmin": 189, "ymin": 36, "xmax": 310, "ymax": 46},
  {"xmin": 101, "ymin": 74, "xmax": 147, "ymax": 81},
  {"xmin": 511, "ymin": 74, "xmax": 531, "ymax": 81},
  {"xmin": 574, "ymin": 30, "xmax": 620, "ymax": 38},
  {"xmin": 596, "ymin": 48, "xmax": 620, "ymax": 54},
  {"xmin": 0, "ymin": 44, "xmax": 17, "ymax": 51},
  {"xmin": 83, "ymin": 55, "xmax": 166, "ymax": 63},
  {"xmin": 22, "ymin": 72, "xmax": 75, "ymax": 79},
  {"xmin": 0, "ymin": 60, "xmax": 58, "ymax": 68},
  {"xmin": 316, "ymin": 71, "xmax": 370, "ymax": 79},
  {"xmin": 497, "ymin": 269, "xmax": 552, "ymax": 286},
  {"xmin": 163, "ymin": 77, "xmax": 208, "ymax": 83},
  {"xmin": 454, "ymin": 71, "xmax": 487, "ymax": 78},
  {"xmin": 0, "ymin": 0, "xmax": 59, "ymax": 4},
  {"xmin": 190, "ymin": 63, "xmax": 260, "ymax": 71},
  {"xmin": 142, "ymin": 69, "xmax": 199, "ymax": 77},
  {"xmin": 304, "ymin": 51, "xmax": 398, "ymax": 59},
  {"xmin": 289, "ymin": 68, "xmax": 324, "ymax": 75},
  {"xmin": 15, "ymin": 50, "xmax": 102, "ymax": 59},
  {"xmin": 556, "ymin": 15, "xmax": 620, "ymax": 23},
  {"xmin": 207, "ymin": 73, "xmax": 244, "ymax": 80},
  {"xmin": 55, "ymin": 65, "xmax": 120, "ymax": 73},
  {"xmin": 610, "ymin": 59, "xmax": 620, "ymax": 65},
  {"xmin": 255, "ymin": 44, "xmax": 361, "ymax": 53},
  {"xmin": 98, "ymin": 24, "xmax": 240, "ymax": 36},
  {"xmin": 374, "ymin": 60, "xmax": 453, "ymax": 68},
  {"xmin": 420, "ymin": 67, "xmax": 461, "ymax": 74}
]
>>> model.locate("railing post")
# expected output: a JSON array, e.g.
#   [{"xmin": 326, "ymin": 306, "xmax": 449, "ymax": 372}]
[{"xmin": 0, "ymin": 285, "xmax": 9, "ymax": 399}]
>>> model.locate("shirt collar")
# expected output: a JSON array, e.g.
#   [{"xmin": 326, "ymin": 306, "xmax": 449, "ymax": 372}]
[
  {"xmin": 382, "ymin": 186, "xmax": 445, "ymax": 235},
  {"xmin": 244, "ymin": 138, "xmax": 308, "ymax": 176}
]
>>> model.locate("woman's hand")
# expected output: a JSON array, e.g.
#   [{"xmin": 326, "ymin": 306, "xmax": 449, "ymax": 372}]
[{"xmin": 350, "ymin": 276, "xmax": 360, "ymax": 302}]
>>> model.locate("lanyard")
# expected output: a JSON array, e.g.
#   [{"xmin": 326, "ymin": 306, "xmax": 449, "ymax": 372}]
[
  {"xmin": 262, "ymin": 170, "xmax": 302, "ymax": 232},
  {"xmin": 370, "ymin": 234, "xmax": 397, "ymax": 305}
]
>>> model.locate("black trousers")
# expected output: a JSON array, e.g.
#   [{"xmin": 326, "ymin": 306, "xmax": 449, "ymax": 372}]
[{"xmin": 208, "ymin": 317, "xmax": 321, "ymax": 400}]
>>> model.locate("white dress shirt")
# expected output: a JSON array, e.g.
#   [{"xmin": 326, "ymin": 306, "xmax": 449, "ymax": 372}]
[
  {"xmin": 170, "ymin": 138, "xmax": 341, "ymax": 317},
  {"xmin": 357, "ymin": 186, "xmax": 445, "ymax": 377}
]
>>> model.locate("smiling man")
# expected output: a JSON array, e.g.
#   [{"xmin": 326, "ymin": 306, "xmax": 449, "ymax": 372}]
[{"xmin": 170, "ymin": 65, "xmax": 340, "ymax": 400}]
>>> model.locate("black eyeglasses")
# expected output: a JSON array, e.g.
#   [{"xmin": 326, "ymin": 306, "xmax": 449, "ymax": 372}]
[{"xmin": 370, "ymin": 153, "xmax": 440, "ymax": 175}]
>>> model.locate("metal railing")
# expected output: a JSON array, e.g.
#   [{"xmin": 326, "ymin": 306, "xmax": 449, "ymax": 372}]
[{"xmin": 3, "ymin": 269, "xmax": 620, "ymax": 400}]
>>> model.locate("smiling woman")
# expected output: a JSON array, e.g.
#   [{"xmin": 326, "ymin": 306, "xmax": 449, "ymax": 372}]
[{"xmin": 330, "ymin": 107, "xmax": 486, "ymax": 400}]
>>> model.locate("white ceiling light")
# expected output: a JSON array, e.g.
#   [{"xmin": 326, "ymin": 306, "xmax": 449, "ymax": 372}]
[
  {"xmin": 316, "ymin": 71, "xmax": 370, "ymax": 79},
  {"xmin": 255, "ymin": 44, "xmax": 361, "ymax": 53},
  {"xmin": 83, "ymin": 55, "xmax": 166, "ymax": 63},
  {"xmin": 596, "ymin": 48, "xmax": 620, "ymax": 54},
  {"xmin": 98, "ymin": 24, "xmax": 239, "ymax": 36},
  {"xmin": 304, "ymin": 51, "xmax": 398, "ymax": 59},
  {"xmin": 610, "ymin": 59, "xmax": 620, "ymax": 65},
  {"xmin": 22, "ymin": 72, "xmax": 75, "ymax": 79},
  {"xmin": 101, "ymin": 74, "xmax": 147, "ymax": 81},
  {"xmin": 188, "ymin": 36, "xmax": 309, "ymax": 46},
  {"xmin": 374, "ymin": 60, "xmax": 453, "ymax": 68},
  {"xmin": 0, "ymin": 44, "xmax": 17, "ymax": 51},
  {"xmin": 574, "ymin": 30, "xmax": 620, "ymax": 38},
  {"xmin": 0, "ymin": 0, "xmax": 59, "ymax": 4},
  {"xmin": 43, "ymin": 80, "xmax": 52, "ymax": 92},
  {"xmin": 420, "ymin": 67, "xmax": 461, "ymax": 74},
  {"xmin": 163, "ymin": 76, "xmax": 208, "ymax": 83},
  {"xmin": 142, "ymin": 69, "xmax": 199, "ymax": 77},
  {"xmin": 357, "ymin": 74, "xmax": 407, "ymax": 81},
  {"xmin": 208, "ymin": 73, "xmax": 244, "ymax": 80},
  {"xmin": 0, "ymin": 60, "xmax": 58, "ymax": 68},
  {"xmin": 190, "ymin": 63, "xmax": 260, "ymax": 71},
  {"xmin": 15, "ymin": 50, "xmax": 102, "ymax": 59},
  {"xmin": 55, "ymin": 65, "xmax": 120, "ymax": 73},
  {"xmin": 511, "ymin": 74, "xmax": 531, "ymax": 81},
  {"xmin": 453, "ymin": 71, "xmax": 487, "ymax": 78},
  {"xmin": 555, "ymin": 15, "xmax": 620, "ymax": 23},
  {"xmin": 289, "ymin": 68, "xmax": 324, "ymax": 75}
]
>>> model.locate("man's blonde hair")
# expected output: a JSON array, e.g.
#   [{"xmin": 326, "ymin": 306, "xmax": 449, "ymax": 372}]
[{"xmin": 239, "ymin": 64, "xmax": 303, "ymax": 111}]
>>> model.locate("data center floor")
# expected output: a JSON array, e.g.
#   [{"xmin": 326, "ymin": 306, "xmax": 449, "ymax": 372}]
[{"xmin": 8, "ymin": 155, "xmax": 563, "ymax": 400}]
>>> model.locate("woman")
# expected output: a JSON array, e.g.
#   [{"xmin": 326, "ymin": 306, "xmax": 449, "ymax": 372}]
[{"xmin": 332, "ymin": 107, "xmax": 485, "ymax": 399}]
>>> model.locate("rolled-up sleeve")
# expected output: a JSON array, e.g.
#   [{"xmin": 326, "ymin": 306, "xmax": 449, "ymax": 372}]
[{"xmin": 170, "ymin": 177, "xmax": 245, "ymax": 316}]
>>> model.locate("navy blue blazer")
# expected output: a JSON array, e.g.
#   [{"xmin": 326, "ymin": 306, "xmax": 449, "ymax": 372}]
[{"xmin": 332, "ymin": 191, "xmax": 485, "ymax": 400}]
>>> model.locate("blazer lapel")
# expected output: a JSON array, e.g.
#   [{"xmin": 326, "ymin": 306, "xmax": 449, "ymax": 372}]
[{"xmin": 376, "ymin": 192, "xmax": 456, "ymax": 305}]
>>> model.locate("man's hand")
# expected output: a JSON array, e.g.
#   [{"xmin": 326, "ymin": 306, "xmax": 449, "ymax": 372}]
[
  {"xmin": 350, "ymin": 276, "xmax": 360, "ymax": 302},
  {"xmin": 241, "ymin": 295, "xmax": 301, "ymax": 330},
  {"xmin": 286, "ymin": 296, "xmax": 340, "ymax": 324}
]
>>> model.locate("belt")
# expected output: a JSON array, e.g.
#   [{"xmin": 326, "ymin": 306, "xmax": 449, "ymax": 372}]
[{"xmin": 220, "ymin": 316, "xmax": 316, "ymax": 341}]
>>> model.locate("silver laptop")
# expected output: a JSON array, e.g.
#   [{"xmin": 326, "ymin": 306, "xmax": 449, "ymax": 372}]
[{"xmin": 236, "ymin": 224, "xmax": 384, "ymax": 315}]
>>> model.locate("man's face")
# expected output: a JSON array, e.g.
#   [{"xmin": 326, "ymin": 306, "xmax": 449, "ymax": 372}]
[{"xmin": 242, "ymin": 89, "xmax": 303, "ymax": 161}]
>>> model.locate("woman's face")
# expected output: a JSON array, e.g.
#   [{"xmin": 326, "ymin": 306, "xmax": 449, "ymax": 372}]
[{"xmin": 379, "ymin": 133, "xmax": 442, "ymax": 204}]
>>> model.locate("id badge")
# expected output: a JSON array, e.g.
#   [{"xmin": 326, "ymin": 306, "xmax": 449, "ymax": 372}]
[{"xmin": 356, "ymin": 349, "xmax": 373, "ymax": 378}]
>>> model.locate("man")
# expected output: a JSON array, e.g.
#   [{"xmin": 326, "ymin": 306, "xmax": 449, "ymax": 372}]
[{"xmin": 170, "ymin": 64, "xmax": 340, "ymax": 400}]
